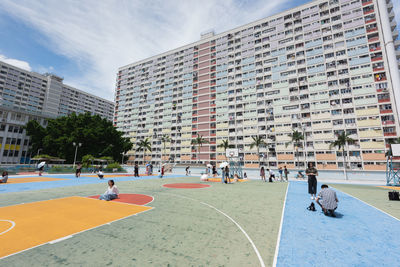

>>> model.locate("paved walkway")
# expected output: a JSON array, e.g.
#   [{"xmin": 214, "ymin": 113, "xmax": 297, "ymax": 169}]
[{"xmin": 276, "ymin": 181, "xmax": 400, "ymax": 266}]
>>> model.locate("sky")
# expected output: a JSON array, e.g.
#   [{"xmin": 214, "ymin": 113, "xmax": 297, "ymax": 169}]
[{"xmin": 0, "ymin": 0, "xmax": 399, "ymax": 101}]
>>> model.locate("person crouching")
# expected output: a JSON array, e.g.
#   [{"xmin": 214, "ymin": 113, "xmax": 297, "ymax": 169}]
[{"xmin": 315, "ymin": 184, "xmax": 339, "ymax": 217}]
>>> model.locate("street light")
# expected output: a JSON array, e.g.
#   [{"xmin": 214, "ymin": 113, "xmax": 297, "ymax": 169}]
[{"xmin": 73, "ymin": 142, "xmax": 82, "ymax": 168}]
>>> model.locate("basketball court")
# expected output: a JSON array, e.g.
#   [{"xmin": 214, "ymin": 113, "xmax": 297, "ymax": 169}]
[{"xmin": 0, "ymin": 173, "xmax": 399, "ymax": 266}]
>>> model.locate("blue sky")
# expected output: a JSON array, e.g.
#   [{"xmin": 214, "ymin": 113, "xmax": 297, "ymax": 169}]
[{"xmin": 0, "ymin": 0, "xmax": 399, "ymax": 101}]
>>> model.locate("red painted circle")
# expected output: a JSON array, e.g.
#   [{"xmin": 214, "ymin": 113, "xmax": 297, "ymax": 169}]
[
  {"xmin": 162, "ymin": 183, "xmax": 211, "ymax": 189},
  {"xmin": 88, "ymin": 193, "xmax": 153, "ymax": 205}
]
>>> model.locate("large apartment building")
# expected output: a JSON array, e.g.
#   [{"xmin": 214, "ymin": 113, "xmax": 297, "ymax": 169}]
[
  {"xmin": 0, "ymin": 60, "xmax": 114, "ymax": 164},
  {"xmin": 114, "ymin": 0, "xmax": 400, "ymax": 171}
]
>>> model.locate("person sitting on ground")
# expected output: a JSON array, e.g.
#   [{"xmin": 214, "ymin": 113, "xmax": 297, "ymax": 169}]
[
  {"xmin": 99, "ymin": 180, "xmax": 119, "ymax": 201},
  {"xmin": 97, "ymin": 168, "xmax": 104, "ymax": 179},
  {"xmin": 0, "ymin": 171, "xmax": 8, "ymax": 183},
  {"xmin": 316, "ymin": 184, "xmax": 339, "ymax": 217},
  {"xmin": 200, "ymin": 172, "xmax": 208, "ymax": 181}
]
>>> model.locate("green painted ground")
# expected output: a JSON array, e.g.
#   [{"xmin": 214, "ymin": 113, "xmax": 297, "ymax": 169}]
[
  {"xmin": 0, "ymin": 177, "xmax": 287, "ymax": 266},
  {"xmin": 329, "ymin": 184, "xmax": 400, "ymax": 220}
]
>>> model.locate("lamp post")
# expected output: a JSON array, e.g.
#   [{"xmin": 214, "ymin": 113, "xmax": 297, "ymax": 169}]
[
  {"xmin": 302, "ymin": 125, "xmax": 307, "ymax": 168},
  {"xmin": 73, "ymin": 142, "xmax": 82, "ymax": 168}
]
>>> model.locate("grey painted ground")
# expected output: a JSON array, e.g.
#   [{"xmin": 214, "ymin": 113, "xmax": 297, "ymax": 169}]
[{"xmin": 0, "ymin": 177, "xmax": 287, "ymax": 266}]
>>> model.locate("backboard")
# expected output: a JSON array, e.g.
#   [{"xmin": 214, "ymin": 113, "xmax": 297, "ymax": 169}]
[
  {"xmin": 226, "ymin": 148, "xmax": 239, "ymax": 158},
  {"xmin": 391, "ymin": 144, "xmax": 400, "ymax": 157}
]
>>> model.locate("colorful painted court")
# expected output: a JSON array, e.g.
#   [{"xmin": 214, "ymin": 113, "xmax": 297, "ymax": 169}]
[{"xmin": 0, "ymin": 173, "xmax": 399, "ymax": 266}]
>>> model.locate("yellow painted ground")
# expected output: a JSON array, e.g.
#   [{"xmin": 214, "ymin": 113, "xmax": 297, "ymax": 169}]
[
  {"xmin": 0, "ymin": 177, "xmax": 67, "ymax": 184},
  {"xmin": 0, "ymin": 196, "xmax": 152, "ymax": 258},
  {"xmin": 378, "ymin": 186, "xmax": 400, "ymax": 191}
]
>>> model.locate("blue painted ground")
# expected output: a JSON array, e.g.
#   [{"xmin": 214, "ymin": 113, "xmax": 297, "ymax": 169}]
[
  {"xmin": 0, "ymin": 174, "xmax": 186, "ymax": 194},
  {"xmin": 276, "ymin": 181, "xmax": 400, "ymax": 267}
]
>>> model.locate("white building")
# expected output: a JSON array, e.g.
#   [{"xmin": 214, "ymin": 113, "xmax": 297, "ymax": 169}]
[
  {"xmin": 114, "ymin": 0, "xmax": 400, "ymax": 171},
  {"xmin": 0, "ymin": 60, "xmax": 114, "ymax": 164}
]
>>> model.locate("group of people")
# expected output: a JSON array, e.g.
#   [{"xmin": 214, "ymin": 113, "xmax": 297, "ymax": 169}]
[
  {"xmin": 260, "ymin": 166, "xmax": 289, "ymax": 182},
  {"xmin": 305, "ymin": 162, "xmax": 339, "ymax": 217}
]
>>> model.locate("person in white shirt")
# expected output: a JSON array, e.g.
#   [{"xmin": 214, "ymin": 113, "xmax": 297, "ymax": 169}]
[
  {"xmin": 267, "ymin": 169, "xmax": 275, "ymax": 182},
  {"xmin": 97, "ymin": 169, "xmax": 104, "ymax": 179},
  {"xmin": 99, "ymin": 180, "xmax": 119, "ymax": 201}
]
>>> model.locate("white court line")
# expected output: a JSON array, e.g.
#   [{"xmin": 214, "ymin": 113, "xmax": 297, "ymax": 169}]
[
  {"xmin": 331, "ymin": 186, "xmax": 400, "ymax": 222},
  {"xmin": 165, "ymin": 193, "xmax": 265, "ymax": 267},
  {"xmin": 0, "ymin": 220, "xmax": 16, "ymax": 235},
  {"xmin": 272, "ymin": 182, "xmax": 290, "ymax": 267}
]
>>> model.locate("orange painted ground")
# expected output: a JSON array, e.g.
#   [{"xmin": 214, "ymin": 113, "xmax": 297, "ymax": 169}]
[
  {"xmin": 0, "ymin": 196, "xmax": 152, "ymax": 259},
  {"xmin": 163, "ymin": 183, "xmax": 210, "ymax": 189},
  {"xmin": 88, "ymin": 193, "xmax": 153, "ymax": 205},
  {"xmin": 378, "ymin": 186, "xmax": 400, "ymax": 191},
  {"xmin": 206, "ymin": 178, "xmax": 249, "ymax": 183},
  {"xmin": 0, "ymin": 177, "xmax": 66, "ymax": 184}
]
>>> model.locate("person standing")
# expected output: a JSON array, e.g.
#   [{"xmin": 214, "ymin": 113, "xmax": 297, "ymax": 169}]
[
  {"xmin": 306, "ymin": 162, "xmax": 318, "ymax": 200},
  {"xmin": 278, "ymin": 167, "xmax": 283, "ymax": 181},
  {"xmin": 284, "ymin": 166, "xmax": 289, "ymax": 181},
  {"xmin": 75, "ymin": 163, "xmax": 82, "ymax": 178},
  {"xmin": 212, "ymin": 165, "xmax": 217, "ymax": 177},
  {"xmin": 316, "ymin": 184, "xmax": 339, "ymax": 217},
  {"xmin": 224, "ymin": 166, "xmax": 230, "ymax": 183},
  {"xmin": 221, "ymin": 166, "xmax": 225, "ymax": 184},
  {"xmin": 260, "ymin": 166, "xmax": 266, "ymax": 182},
  {"xmin": 186, "ymin": 166, "xmax": 190, "ymax": 176},
  {"xmin": 134, "ymin": 163, "xmax": 139, "ymax": 177}
]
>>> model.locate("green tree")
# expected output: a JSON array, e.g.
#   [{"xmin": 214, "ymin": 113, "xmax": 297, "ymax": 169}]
[
  {"xmin": 250, "ymin": 136, "xmax": 266, "ymax": 167},
  {"xmin": 217, "ymin": 139, "xmax": 234, "ymax": 160},
  {"xmin": 191, "ymin": 134, "xmax": 209, "ymax": 164},
  {"xmin": 330, "ymin": 131, "xmax": 355, "ymax": 180},
  {"xmin": 136, "ymin": 138, "xmax": 152, "ymax": 165},
  {"xmin": 82, "ymin": 154, "xmax": 95, "ymax": 167},
  {"xmin": 25, "ymin": 113, "xmax": 132, "ymax": 163},
  {"xmin": 25, "ymin": 120, "xmax": 46, "ymax": 156},
  {"xmin": 286, "ymin": 130, "xmax": 304, "ymax": 169}
]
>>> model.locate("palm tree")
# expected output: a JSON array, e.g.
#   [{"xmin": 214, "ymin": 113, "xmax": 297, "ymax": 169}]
[
  {"xmin": 191, "ymin": 134, "xmax": 209, "ymax": 164},
  {"xmin": 217, "ymin": 139, "xmax": 234, "ymax": 160},
  {"xmin": 250, "ymin": 136, "xmax": 266, "ymax": 167},
  {"xmin": 286, "ymin": 130, "xmax": 304, "ymax": 169},
  {"xmin": 330, "ymin": 131, "xmax": 355, "ymax": 180},
  {"xmin": 136, "ymin": 138, "xmax": 152, "ymax": 165},
  {"xmin": 160, "ymin": 134, "xmax": 171, "ymax": 164}
]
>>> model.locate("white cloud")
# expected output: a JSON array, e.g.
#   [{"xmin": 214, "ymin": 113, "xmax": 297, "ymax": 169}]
[
  {"xmin": 0, "ymin": 54, "xmax": 31, "ymax": 71},
  {"xmin": 0, "ymin": 0, "xmax": 291, "ymax": 101}
]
